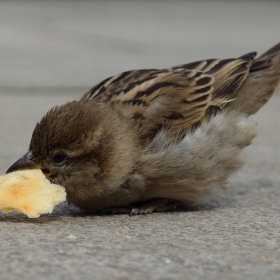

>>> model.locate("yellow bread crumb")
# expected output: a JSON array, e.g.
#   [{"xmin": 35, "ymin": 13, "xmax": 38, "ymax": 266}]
[{"xmin": 0, "ymin": 170, "xmax": 66, "ymax": 218}]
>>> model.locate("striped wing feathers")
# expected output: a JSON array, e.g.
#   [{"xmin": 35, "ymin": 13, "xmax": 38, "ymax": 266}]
[
  {"xmin": 82, "ymin": 54, "xmax": 256, "ymax": 143},
  {"xmin": 83, "ymin": 69, "xmax": 214, "ymax": 142},
  {"xmin": 172, "ymin": 53, "xmax": 256, "ymax": 107}
]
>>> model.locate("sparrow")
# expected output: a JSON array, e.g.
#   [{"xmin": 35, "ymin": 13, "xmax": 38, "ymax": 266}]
[{"xmin": 6, "ymin": 42, "xmax": 280, "ymax": 215}]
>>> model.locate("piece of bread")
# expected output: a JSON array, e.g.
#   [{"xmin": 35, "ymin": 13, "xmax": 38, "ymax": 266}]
[{"xmin": 0, "ymin": 170, "xmax": 66, "ymax": 218}]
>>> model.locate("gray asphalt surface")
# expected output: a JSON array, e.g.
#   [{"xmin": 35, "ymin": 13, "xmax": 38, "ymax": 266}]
[{"xmin": 0, "ymin": 1, "xmax": 280, "ymax": 279}]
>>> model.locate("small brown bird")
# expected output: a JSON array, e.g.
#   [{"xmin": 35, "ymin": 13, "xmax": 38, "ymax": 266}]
[{"xmin": 7, "ymin": 42, "xmax": 280, "ymax": 215}]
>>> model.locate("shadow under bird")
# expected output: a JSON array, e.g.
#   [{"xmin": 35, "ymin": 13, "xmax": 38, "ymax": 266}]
[{"xmin": 7, "ymin": 42, "xmax": 280, "ymax": 215}]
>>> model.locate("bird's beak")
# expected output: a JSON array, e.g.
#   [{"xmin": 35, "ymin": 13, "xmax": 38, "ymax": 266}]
[{"xmin": 6, "ymin": 152, "xmax": 43, "ymax": 174}]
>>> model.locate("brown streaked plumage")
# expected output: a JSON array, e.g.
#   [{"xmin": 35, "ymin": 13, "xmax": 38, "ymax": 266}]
[{"xmin": 7, "ymin": 42, "xmax": 280, "ymax": 215}]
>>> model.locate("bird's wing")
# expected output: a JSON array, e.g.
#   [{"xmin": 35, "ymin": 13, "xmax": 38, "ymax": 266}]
[
  {"xmin": 171, "ymin": 52, "xmax": 257, "ymax": 108},
  {"xmin": 82, "ymin": 55, "xmax": 255, "ymax": 145}
]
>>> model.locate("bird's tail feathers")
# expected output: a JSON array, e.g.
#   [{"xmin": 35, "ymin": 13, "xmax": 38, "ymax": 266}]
[{"xmin": 227, "ymin": 42, "xmax": 280, "ymax": 115}]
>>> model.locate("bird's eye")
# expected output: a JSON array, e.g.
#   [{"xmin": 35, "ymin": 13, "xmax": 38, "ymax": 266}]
[{"xmin": 53, "ymin": 152, "xmax": 68, "ymax": 164}]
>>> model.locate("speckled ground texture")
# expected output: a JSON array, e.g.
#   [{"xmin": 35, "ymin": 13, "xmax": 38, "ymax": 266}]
[{"xmin": 0, "ymin": 1, "xmax": 280, "ymax": 280}]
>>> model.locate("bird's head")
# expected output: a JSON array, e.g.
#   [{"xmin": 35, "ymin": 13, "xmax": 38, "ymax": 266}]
[{"xmin": 6, "ymin": 100, "xmax": 139, "ymax": 208}]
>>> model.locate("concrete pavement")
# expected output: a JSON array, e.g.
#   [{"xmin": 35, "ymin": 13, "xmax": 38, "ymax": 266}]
[
  {"xmin": 1, "ymin": 0, "xmax": 280, "ymax": 88},
  {"xmin": 0, "ymin": 1, "xmax": 280, "ymax": 279}
]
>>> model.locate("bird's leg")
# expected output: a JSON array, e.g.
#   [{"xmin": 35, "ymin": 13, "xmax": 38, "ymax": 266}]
[
  {"xmin": 99, "ymin": 207, "xmax": 133, "ymax": 215},
  {"xmin": 130, "ymin": 198, "xmax": 183, "ymax": 216},
  {"xmin": 99, "ymin": 198, "xmax": 183, "ymax": 216}
]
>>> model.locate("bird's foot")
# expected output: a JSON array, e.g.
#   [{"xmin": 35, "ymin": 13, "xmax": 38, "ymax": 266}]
[
  {"xmin": 99, "ymin": 207, "xmax": 132, "ymax": 215},
  {"xmin": 130, "ymin": 198, "xmax": 183, "ymax": 216},
  {"xmin": 99, "ymin": 198, "xmax": 183, "ymax": 216}
]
